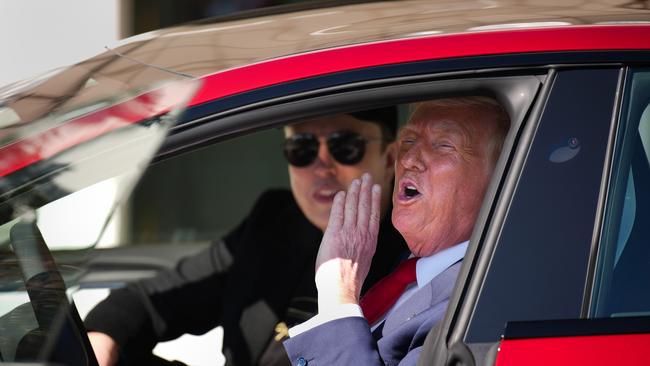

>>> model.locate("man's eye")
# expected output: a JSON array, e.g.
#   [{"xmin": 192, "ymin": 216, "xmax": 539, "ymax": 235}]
[{"xmin": 434, "ymin": 142, "xmax": 454, "ymax": 149}]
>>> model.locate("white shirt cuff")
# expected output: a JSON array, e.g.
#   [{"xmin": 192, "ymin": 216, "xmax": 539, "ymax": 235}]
[{"xmin": 288, "ymin": 303, "xmax": 364, "ymax": 337}]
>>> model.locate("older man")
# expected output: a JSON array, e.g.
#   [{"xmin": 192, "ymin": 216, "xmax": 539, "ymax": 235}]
[
  {"xmin": 85, "ymin": 107, "xmax": 408, "ymax": 366},
  {"xmin": 283, "ymin": 96, "xmax": 509, "ymax": 365}
]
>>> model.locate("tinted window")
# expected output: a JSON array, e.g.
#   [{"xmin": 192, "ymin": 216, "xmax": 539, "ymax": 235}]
[
  {"xmin": 130, "ymin": 128, "xmax": 289, "ymax": 243},
  {"xmin": 0, "ymin": 219, "xmax": 91, "ymax": 364},
  {"xmin": 465, "ymin": 69, "xmax": 620, "ymax": 342},
  {"xmin": 592, "ymin": 69, "xmax": 650, "ymax": 318}
]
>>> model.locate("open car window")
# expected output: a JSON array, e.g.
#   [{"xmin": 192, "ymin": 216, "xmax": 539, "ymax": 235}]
[
  {"xmin": 122, "ymin": 74, "xmax": 541, "ymax": 246},
  {"xmin": 83, "ymin": 73, "xmax": 539, "ymax": 364}
]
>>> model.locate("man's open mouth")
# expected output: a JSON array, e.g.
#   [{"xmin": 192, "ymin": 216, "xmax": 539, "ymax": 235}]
[
  {"xmin": 398, "ymin": 180, "xmax": 422, "ymax": 202},
  {"xmin": 404, "ymin": 184, "xmax": 420, "ymax": 198}
]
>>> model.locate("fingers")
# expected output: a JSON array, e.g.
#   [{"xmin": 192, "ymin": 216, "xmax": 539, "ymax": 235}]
[
  {"xmin": 327, "ymin": 190, "xmax": 346, "ymax": 230},
  {"xmin": 356, "ymin": 173, "xmax": 373, "ymax": 228},
  {"xmin": 344, "ymin": 178, "xmax": 361, "ymax": 227},
  {"xmin": 369, "ymin": 183, "xmax": 381, "ymax": 235},
  {"xmin": 342, "ymin": 173, "xmax": 379, "ymax": 229}
]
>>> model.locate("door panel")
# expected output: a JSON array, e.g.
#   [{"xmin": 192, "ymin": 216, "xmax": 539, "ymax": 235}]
[
  {"xmin": 465, "ymin": 68, "xmax": 621, "ymax": 344},
  {"xmin": 478, "ymin": 68, "xmax": 650, "ymax": 365},
  {"xmin": 495, "ymin": 317, "xmax": 650, "ymax": 366},
  {"xmin": 497, "ymin": 333, "xmax": 650, "ymax": 366}
]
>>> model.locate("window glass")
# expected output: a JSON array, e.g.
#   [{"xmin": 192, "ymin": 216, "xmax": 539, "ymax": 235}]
[
  {"xmin": 36, "ymin": 173, "xmax": 136, "ymax": 250},
  {"xmin": 128, "ymin": 128, "xmax": 290, "ymax": 244},
  {"xmin": 592, "ymin": 69, "xmax": 650, "ymax": 318},
  {"xmin": 0, "ymin": 217, "xmax": 86, "ymax": 363},
  {"xmin": 465, "ymin": 69, "xmax": 620, "ymax": 342},
  {"xmin": 125, "ymin": 106, "xmax": 413, "ymax": 245}
]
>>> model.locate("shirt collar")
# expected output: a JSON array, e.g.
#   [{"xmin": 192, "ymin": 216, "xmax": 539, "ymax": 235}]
[{"xmin": 415, "ymin": 241, "xmax": 468, "ymax": 288}]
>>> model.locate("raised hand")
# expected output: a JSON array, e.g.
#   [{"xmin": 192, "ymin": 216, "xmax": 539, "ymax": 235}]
[{"xmin": 314, "ymin": 173, "xmax": 382, "ymax": 312}]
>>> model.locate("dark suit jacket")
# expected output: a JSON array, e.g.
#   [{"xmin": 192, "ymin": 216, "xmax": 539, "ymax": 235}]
[
  {"xmin": 283, "ymin": 261, "xmax": 462, "ymax": 366},
  {"xmin": 85, "ymin": 189, "xmax": 408, "ymax": 366}
]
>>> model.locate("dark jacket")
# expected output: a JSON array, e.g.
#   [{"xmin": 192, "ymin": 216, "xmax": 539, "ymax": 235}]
[{"xmin": 85, "ymin": 189, "xmax": 408, "ymax": 366}]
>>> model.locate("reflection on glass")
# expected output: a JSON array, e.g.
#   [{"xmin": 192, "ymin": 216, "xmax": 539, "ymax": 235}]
[{"xmin": 592, "ymin": 69, "xmax": 650, "ymax": 318}]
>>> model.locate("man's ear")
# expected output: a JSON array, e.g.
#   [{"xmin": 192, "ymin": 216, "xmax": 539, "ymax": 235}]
[{"xmin": 383, "ymin": 141, "xmax": 397, "ymax": 184}]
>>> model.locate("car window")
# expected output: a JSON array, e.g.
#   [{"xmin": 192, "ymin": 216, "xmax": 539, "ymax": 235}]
[
  {"xmin": 464, "ymin": 69, "xmax": 621, "ymax": 343},
  {"xmin": 0, "ymin": 217, "xmax": 90, "ymax": 363},
  {"xmin": 0, "ymin": 80, "xmax": 198, "ymax": 364},
  {"xmin": 115, "ymin": 106, "xmax": 412, "ymax": 246},
  {"xmin": 0, "ymin": 219, "xmax": 36, "ymax": 362},
  {"xmin": 592, "ymin": 68, "xmax": 650, "ymax": 318},
  {"xmin": 127, "ymin": 128, "xmax": 290, "ymax": 245}
]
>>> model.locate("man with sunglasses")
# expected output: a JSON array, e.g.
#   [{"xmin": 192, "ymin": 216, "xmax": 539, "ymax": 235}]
[{"xmin": 85, "ymin": 107, "xmax": 408, "ymax": 366}]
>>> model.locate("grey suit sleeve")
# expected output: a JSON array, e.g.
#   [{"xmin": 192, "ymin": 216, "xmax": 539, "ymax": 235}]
[
  {"xmin": 282, "ymin": 262, "xmax": 463, "ymax": 366},
  {"xmin": 283, "ymin": 317, "xmax": 426, "ymax": 366},
  {"xmin": 284, "ymin": 317, "xmax": 384, "ymax": 365}
]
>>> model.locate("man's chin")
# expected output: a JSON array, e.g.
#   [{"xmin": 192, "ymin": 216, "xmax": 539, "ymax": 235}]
[{"xmin": 391, "ymin": 210, "xmax": 410, "ymax": 234}]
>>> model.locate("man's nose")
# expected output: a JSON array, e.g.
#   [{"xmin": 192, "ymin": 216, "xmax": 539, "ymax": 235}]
[
  {"xmin": 312, "ymin": 139, "xmax": 335, "ymax": 173},
  {"xmin": 399, "ymin": 144, "xmax": 426, "ymax": 171}
]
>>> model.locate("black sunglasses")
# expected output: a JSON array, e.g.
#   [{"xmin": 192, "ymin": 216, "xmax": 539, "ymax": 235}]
[{"xmin": 283, "ymin": 130, "xmax": 382, "ymax": 167}]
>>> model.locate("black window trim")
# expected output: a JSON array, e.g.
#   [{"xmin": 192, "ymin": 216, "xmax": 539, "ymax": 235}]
[{"xmin": 503, "ymin": 315, "xmax": 650, "ymax": 340}]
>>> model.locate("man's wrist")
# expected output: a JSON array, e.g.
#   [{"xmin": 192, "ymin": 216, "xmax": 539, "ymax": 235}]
[
  {"xmin": 315, "ymin": 260, "xmax": 361, "ymax": 311},
  {"xmin": 317, "ymin": 294, "xmax": 358, "ymax": 313},
  {"xmin": 288, "ymin": 303, "xmax": 364, "ymax": 337}
]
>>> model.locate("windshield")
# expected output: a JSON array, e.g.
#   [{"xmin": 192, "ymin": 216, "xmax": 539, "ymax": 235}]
[{"xmin": 0, "ymin": 75, "xmax": 199, "ymax": 363}]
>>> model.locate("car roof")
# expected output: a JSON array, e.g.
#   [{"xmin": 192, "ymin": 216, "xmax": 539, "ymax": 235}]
[
  {"xmin": 3, "ymin": 0, "xmax": 650, "ymax": 125},
  {"xmin": 126, "ymin": 0, "xmax": 650, "ymax": 78}
]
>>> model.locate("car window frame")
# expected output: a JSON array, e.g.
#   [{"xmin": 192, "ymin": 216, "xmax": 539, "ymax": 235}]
[
  {"xmin": 143, "ymin": 66, "xmax": 543, "ymax": 362},
  {"xmin": 51, "ymin": 67, "xmax": 542, "ymax": 365}
]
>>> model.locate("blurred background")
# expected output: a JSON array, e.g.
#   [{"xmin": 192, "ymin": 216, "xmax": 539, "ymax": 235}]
[
  {"xmin": 1, "ymin": 0, "xmax": 324, "ymax": 250},
  {"xmin": 0, "ymin": 0, "xmax": 315, "ymax": 87}
]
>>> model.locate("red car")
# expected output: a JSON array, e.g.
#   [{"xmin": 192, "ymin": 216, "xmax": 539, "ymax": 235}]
[{"xmin": 1, "ymin": 1, "xmax": 650, "ymax": 365}]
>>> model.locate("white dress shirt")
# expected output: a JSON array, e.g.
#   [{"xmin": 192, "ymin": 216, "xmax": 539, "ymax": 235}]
[{"xmin": 289, "ymin": 241, "xmax": 468, "ymax": 337}]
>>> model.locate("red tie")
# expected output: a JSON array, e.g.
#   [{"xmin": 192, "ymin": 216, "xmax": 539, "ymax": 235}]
[{"xmin": 360, "ymin": 257, "xmax": 418, "ymax": 325}]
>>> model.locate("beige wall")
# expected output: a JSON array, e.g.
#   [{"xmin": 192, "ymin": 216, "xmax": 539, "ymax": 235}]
[{"xmin": 0, "ymin": 0, "xmax": 129, "ymax": 87}]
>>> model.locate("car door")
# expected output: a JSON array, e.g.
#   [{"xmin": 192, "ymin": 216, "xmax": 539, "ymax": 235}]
[
  {"xmin": 492, "ymin": 67, "xmax": 650, "ymax": 366},
  {"xmin": 420, "ymin": 66, "xmax": 650, "ymax": 365}
]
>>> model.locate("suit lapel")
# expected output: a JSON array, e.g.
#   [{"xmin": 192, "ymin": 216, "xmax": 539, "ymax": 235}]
[{"xmin": 382, "ymin": 261, "xmax": 462, "ymax": 335}]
